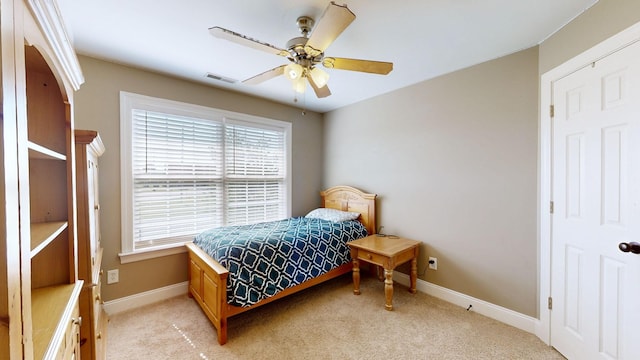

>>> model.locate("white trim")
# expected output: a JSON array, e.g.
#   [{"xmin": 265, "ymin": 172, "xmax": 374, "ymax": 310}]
[
  {"xmin": 394, "ymin": 273, "xmax": 538, "ymax": 334},
  {"xmin": 102, "ymin": 281, "xmax": 189, "ymax": 315},
  {"xmin": 538, "ymin": 21, "xmax": 640, "ymax": 345},
  {"xmin": 118, "ymin": 242, "xmax": 188, "ymax": 264}
]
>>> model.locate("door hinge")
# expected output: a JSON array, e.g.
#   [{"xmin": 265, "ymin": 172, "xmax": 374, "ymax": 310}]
[
  {"xmin": 550, "ymin": 201, "xmax": 554, "ymax": 214},
  {"xmin": 548, "ymin": 297, "xmax": 553, "ymax": 310},
  {"xmin": 550, "ymin": 105, "xmax": 555, "ymax": 117}
]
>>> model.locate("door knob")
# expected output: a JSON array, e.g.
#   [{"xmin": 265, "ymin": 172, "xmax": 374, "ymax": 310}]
[{"xmin": 618, "ymin": 242, "xmax": 640, "ymax": 254}]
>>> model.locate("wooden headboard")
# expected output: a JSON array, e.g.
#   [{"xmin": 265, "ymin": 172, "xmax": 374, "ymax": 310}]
[{"xmin": 320, "ymin": 186, "xmax": 377, "ymax": 235}]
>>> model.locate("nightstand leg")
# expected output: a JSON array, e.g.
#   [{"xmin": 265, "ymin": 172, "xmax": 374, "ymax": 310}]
[
  {"xmin": 409, "ymin": 256, "xmax": 418, "ymax": 294},
  {"xmin": 352, "ymin": 258, "xmax": 361, "ymax": 295},
  {"xmin": 384, "ymin": 268, "xmax": 394, "ymax": 311}
]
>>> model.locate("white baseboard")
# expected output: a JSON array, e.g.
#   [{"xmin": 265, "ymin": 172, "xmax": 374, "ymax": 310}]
[
  {"xmin": 393, "ymin": 272, "xmax": 539, "ymax": 334},
  {"xmin": 102, "ymin": 275, "xmax": 539, "ymax": 336},
  {"xmin": 103, "ymin": 281, "xmax": 189, "ymax": 315}
]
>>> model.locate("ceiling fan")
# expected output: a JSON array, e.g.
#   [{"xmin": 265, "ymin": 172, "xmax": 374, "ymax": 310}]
[{"xmin": 209, "ymin": 1, "xmax": 393, "ymax": 98}]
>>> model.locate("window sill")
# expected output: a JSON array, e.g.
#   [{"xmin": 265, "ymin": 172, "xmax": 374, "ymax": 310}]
[{"xmin": 119, "ymin": 242, "xmax": 190, "ymax": 264}]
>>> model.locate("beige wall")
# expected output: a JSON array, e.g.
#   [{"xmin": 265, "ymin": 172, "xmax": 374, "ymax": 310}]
[
  {"xmin": 324, "ymin": 47, "xmax": 539, "ymax": 316},
  {"xmin": 539, "ymin": 0, "xmax": 640, "ymax": 74},
  {"xmin": 323, "ymin": 0, "xmax": 640, "ymax": 318},
  {"xmin": 74, "ymin": 56, "xmax": 324, "ymax": 301}
]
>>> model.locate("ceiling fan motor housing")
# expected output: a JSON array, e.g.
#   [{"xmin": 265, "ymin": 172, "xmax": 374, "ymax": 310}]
[
  {"xmin": 286, "ymin": 37, "xmax": 322, "ymax": 68},
  {"xmin": 287, "ymin": 16, "xmax": 327, "ymax": 69}
]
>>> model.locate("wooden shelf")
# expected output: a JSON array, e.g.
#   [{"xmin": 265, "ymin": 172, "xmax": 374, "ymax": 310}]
[
  {"xmin": 31, "ymin": 282, "xmax": 83, "ymax": 360},
  {"xmin": 30, "ymin": 221, "xmax": 68, "ymax": 257},
  {"xmin": 28, "ymin": 141, "xmax": 66, "ymax": 161}
]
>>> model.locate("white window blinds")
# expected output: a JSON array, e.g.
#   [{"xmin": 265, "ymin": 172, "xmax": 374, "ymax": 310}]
[
  {"xmin": 225, "ymin": 121, "xmax": 287, "ymax": 226},
  {"xmin": 121, "ymin": 92, "xmax": 290, "ymax": 255},
  {"xmin": 131, "ymin": 110, "xmax": 224, "ymax": 249}
]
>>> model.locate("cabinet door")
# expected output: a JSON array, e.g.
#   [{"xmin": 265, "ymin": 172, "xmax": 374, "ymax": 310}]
[
  {"xmin": 95, "ymin": 308, "xmax": 108, "ymax": 360},
  {"xmin": 87, "ymin": 156, "xmax": 97, "ymax": 265},
  {"xmin": 93, "ymin": 155, "xmax": 102, "ymax": 254}
]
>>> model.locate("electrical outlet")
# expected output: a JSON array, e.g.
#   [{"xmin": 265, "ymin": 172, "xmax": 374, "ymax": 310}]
[
  {"xmin": 107, "ymin": 269, "xmax": 119, "ymax": 284},
  {"xmin": 428, "ymin": 257, "xmax": 438, "ymax": 270}
]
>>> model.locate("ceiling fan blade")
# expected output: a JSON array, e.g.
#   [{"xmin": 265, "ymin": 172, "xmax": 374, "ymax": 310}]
[
  {"xmin": 323, "ymin": 57, "xmax": 393, "ymax": 75},
  {"xmin": 308, "ymin": 75, "xmax": 331, "ymax": 98},
  {"xmin": 243, "ymin": 65, "xmax": 286, "ymax": 85},
  {"xmin": 209, "ymin": 26, "xmax": 289, "ymax": 57},
  {"xmin": 304, "ymin": 2, "xmax": 355, "ymax": 57}
]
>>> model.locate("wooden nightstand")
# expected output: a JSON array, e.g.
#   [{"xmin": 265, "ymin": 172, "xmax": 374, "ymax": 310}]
[{"xmin": 348, "ymin": 235, "xmax": 420, "ymax": 310}]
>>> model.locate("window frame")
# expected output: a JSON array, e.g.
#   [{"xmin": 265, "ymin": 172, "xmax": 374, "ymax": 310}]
[{"xmin": 119, "ymin": 92, "xmax": 292, "ymax": 263}]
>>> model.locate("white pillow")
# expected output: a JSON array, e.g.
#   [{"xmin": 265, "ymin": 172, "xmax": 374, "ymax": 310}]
[{"xmin": 305, "ymin": 208, "xmax": 360, "ymax": 222}]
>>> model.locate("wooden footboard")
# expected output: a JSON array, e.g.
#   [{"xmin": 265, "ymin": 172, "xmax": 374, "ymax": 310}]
[
  {"xmin": 186, "ymin": 242, "xmax": 353, "ymax": 345},
  {"xmin": 186, "ymin": 242, "xmax": 229, "ymax": 344}
]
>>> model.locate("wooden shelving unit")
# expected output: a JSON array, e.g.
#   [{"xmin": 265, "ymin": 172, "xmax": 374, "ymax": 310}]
[
  {"xmin": 25, "ymin": 40, "xmax": 83, "ymax": 360},
  {"xmin": 1, "ymin": 0, "xmax": 85, "ymax": 358},
  {"xmin": 76, "ymin": 129, "xmax": 108, "ymax": 359}
]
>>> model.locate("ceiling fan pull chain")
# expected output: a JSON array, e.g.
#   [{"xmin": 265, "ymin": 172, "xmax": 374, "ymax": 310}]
[{"xmin": 302, "ymin": 90, "xmax": 307, "ymax": 116}]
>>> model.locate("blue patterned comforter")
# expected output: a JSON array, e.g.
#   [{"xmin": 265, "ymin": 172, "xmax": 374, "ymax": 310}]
[{"xmin": 192, "ymin": 217, "xmax": 368, "ymax": 307}]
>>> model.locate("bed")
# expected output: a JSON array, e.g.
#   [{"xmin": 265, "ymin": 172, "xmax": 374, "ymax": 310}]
[{"xmin": 185, "ymin": 185, "xmax": 377, "ymax": 345}]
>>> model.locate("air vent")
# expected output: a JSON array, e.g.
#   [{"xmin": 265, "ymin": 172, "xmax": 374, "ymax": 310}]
[{"xmin": 205, "ymin": 72, "xmax": 237, "ymax": 84}]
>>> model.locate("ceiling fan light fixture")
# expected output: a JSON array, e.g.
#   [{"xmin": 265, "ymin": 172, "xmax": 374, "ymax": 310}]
[
  {"xmin": 284, "ymin": 63, "xmax": 303, "ymax": 81},
  {"xmin": 309, "ymin": 67, "xmax": 330, "ymax": 88},
  {"xmin": 292, "ymin": 76, "xmax": 306, "ymax": 93}
]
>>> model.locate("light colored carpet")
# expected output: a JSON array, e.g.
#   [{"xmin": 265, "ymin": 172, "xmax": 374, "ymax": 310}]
[{"xmin": 106, "ymin": 274, "xmax": 563, "ymax": 360}]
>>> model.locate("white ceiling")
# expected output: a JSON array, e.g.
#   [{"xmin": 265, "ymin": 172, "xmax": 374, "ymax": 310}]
[{"xmin": 56, "ymin": 0, "xmax": 598, "ymax": 113}]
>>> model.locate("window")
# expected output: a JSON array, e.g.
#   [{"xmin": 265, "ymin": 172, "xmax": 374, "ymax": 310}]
[{"xmin": 120, "ymin": 92, "xmax": 291, "ymax": 260}]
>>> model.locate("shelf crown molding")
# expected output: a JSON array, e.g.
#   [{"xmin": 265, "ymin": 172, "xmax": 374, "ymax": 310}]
[{"xmin": 26, "ymin": 0, "xmax": 84, "ymax": 90}]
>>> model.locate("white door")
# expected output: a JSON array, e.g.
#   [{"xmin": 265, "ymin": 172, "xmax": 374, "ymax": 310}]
[{"xmin": 551, "ymin": 40, "xmax": 640, "ymax": 359}]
